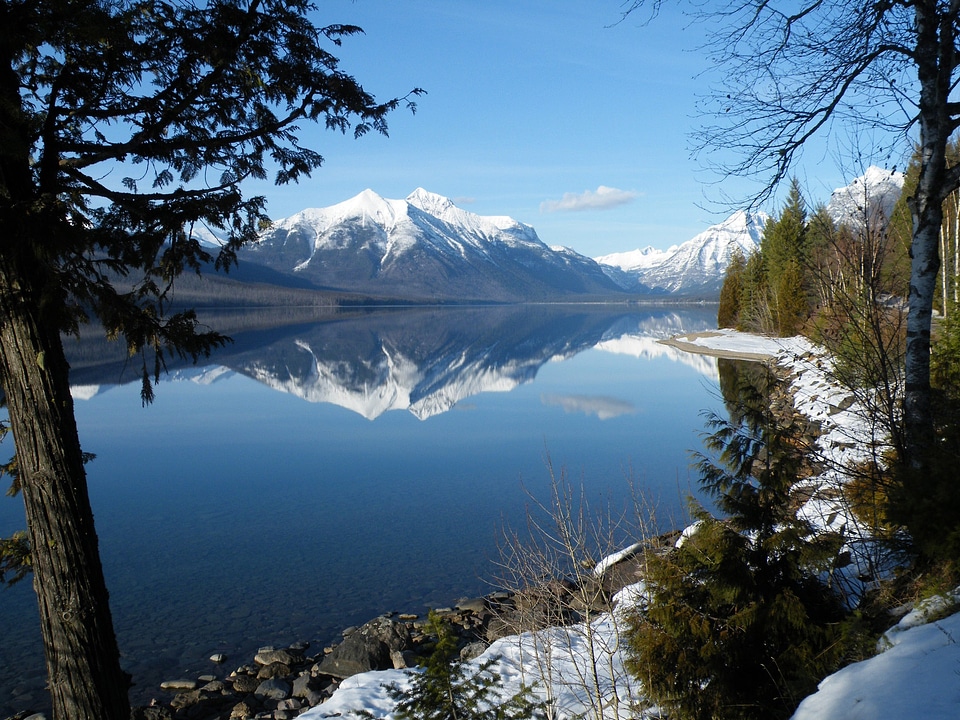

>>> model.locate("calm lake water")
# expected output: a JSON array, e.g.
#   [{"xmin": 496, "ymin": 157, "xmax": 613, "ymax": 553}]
[{"xmin": 0, "ymin": 304, "xmax": 724, "ymax": 713}]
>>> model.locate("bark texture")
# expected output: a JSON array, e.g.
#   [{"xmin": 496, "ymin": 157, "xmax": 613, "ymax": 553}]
[
  {"xmin": 904, "ymin": 0, "xmax": 956, "ymax": 465},
  {"xmin": 0, "ymin": 253, "xmax": 130, "ymax": 720}
]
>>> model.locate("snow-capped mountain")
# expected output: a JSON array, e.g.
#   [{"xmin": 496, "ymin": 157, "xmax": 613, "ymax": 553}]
[
  {"xmin": 826, "ymin": 165, "xmax": 905, "ymax": 228},
  {"xmin": 595, "ymin": 166, "xmax": 905, "ymax": 297},
  {"xmin": 240, "ymin": 189, "xmax": 621, "ymax": 301},
  {"xmin": 596, "ymin": 210, "xmax": 769, "ymax": 296}
]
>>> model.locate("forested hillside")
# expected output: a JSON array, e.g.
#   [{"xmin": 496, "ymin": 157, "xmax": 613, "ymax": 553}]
[{"xmin": 718, "ymin": 158, "xmax": 960, "ymax": 573}]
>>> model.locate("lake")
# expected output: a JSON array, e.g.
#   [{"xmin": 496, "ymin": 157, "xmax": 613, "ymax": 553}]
[{"xmin": 0, "ymin": 304, "xmax": 725, "ymax": 713}]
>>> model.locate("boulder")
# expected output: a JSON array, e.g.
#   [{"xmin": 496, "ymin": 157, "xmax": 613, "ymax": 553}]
[
  {"xmin": 254, "ymin": 677, "xmax": 291, "ymax": 702},
  {"xmin": 160, "ymin": 679, "xmax": 197, "ymax": 692},
  {"xmin": 257, "ymin": 661, "xmax": 292, "ymax": 679},
  {"xmin": 254, "ymin": 648, "xmax": 302, "ymax": 666},
  {"xmin": 459, "ymin": 641, "xmax": 487, "ymax": 661},
  {"xmin": 230, "ymin": 674, "xmax": 260, "ymax": 694},
  {"xmin": 455, "ymin": 597, "xmax": 488, "ymax": 614},
  {"xmin": 291, "ymin": 673, "xmax": 316, "ymax": 699},
  {"xmin": 317, "ymin": 616, "xmax": 411, "ymax": 679}
]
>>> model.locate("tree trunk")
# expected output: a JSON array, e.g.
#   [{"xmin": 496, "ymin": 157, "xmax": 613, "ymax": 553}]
[
  {"xmin": 905, "ymin": 0, "xmax": 953, "ymax": 467},
  {"xmin": 0, "ymin": 254, "xmax": 130, "ymax": 720}
]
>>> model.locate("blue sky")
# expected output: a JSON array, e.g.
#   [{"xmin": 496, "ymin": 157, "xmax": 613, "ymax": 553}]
[{"xmin": 249, "ymin": 0, "xmax": 856, "ymax": 257}]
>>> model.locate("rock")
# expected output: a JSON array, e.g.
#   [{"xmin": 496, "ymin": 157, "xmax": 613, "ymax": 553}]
[
  {"xmin": 390, "ymin": 649, "xmax": 408, "ymax": 669},
  {"xmin": 459, "ymin": 641, "xmax": 487, "ymax": 661},
  {"xmin": 257, "ymin": 661, "xmax": 292, "ymax": 679},
  {"xmin": 169, "ymin": 689, "xmax": 202, "ymax": 709},
  {"xmin": 455, "ymin": 597, "xmax": 488, "ymax": 614},
  {"xmin": 200, "ymin": 680, "xmax": 226, "ymax": 693},
  {"xmin": 291, "ymin": 673, "xmax": 315, "ymax": 699},
  {"xmin": 160, "ymin": 679, "xmax": 198, "ymax": 692},
  {"xmin": 255, "ymin": 648, "xmax": 301, "ymax": 666},
  {"xmin": 254, "ymin": 678, "xmax": 291, "ymax": 702},
  {"xmin": 230, "ymin": 700, "xmax": 256, "ymax": 719},
  {"xmin": 317, "ymin": 635, "xmax": 385, "ymax": 678},
  {"xmin": 277, "ymin": 698, "xmax": 302, "ymax": 711},
  {"xmin": 317, "ymin": 616, "xmax": 412, "ymax": 679},
  {"xmin": 231, "ymin": 674, "xmax": 260, "ymax": 694},
  {"xmin": 304, "ymin": 688, "xmax": 325, "ymax": 707},
  {"xmin": 210, "ymin": 653, "xmax": 228, "ymax": 664}
]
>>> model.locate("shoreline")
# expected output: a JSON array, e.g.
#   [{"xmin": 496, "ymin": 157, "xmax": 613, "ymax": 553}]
[{"xmin": 657, "ymin": 330, "xmax": 778, "ymax": 362}]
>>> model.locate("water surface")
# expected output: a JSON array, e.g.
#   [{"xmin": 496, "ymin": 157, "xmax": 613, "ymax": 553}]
[{"xmin": 0, "ymin": 304, "xmax": 722, "ymax": 712}]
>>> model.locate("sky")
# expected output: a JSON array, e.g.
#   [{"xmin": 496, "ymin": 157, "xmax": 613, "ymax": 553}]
[{"xmin": 244, "ymin": 0, "xmax": 866, "ymax": 258}]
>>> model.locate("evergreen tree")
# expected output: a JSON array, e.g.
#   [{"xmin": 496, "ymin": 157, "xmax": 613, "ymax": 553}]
[
  {"xmin": 380, "ymin": 611, "xmax": 547, "ymax": 720},
  {"xmin": 0, "ymin": 3, "xmax": 420, "ymax": 718},
  {"xmin": 625, "ymin": 370, "xmax": 846, "ymax": 720},
  {"xmin": 738, "ymin": 249, "xmax": 769, "ymax": 333},
  {"xmin": 718, "ymin": 248, "xmax": 747, "ymax": 328},
  {"xmin": 762, "ymin": 180, "xmax": 810, "ymax": 336}
]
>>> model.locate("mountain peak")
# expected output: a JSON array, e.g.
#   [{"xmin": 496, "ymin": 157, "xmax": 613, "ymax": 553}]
[
  {"xmin": 406, "ymin": 187, "xmax": 455, "ymax": 216},
  {"xmin": 826, "ymin": 166, "xmax": 904, "ymax": 227}
]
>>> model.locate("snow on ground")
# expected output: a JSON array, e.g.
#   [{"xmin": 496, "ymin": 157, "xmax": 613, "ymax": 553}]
[
  {"xmin": 301, "ymin": 329, "xmax": 960, "ymax": 720},
  {"xmin": 792, "ymin": 592, "xmax": 960, "ymax": 719}
]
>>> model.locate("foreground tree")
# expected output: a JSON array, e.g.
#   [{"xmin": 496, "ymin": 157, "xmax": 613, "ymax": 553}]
[
  {"xmin": 626, "ymin": 367, "xmax": 847, "ymax": 720},
  {"xmin": 375, "ymin": 611, "xmax": 547, "ymax": 720},
  {"xmin": 623, "ymin": 0, "xmax": 960, "ymax": 467},
  {"xmin": 0, "ymin": 2, "xmax": 419, "ymax": 718}
]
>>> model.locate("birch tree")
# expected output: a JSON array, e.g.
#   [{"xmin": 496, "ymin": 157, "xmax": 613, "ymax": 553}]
[{"xmin": 623, "ymin": 0, "xmax": 960, "ymax": 467}]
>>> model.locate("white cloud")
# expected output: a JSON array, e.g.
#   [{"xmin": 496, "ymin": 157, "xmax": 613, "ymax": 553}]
[
  {"xmin": 541, "ymin": 393, "xmax": 636, "ymax": 420},
  {"xmin": 539, "ymin": 186, "xmax": 639, "ymax": 213}
]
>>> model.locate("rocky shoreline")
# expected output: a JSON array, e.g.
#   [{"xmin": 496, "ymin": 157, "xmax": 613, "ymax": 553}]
[
  {"xmin": 6, "ymin": 338, "xmax": 821, "ymax": 720},
  {"xmin": 6, "ymin": 543, "xmax": 650, "ymax": 720}
]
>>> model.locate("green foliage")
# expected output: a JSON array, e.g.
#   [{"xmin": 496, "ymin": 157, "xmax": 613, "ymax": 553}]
[
  {"xmin": 887, "ymin": 353, "xmax": 960, "ymax": 564},
  {"xmin": 380, "ymin": 611, "xmax": 547, "ymax": 720},
  {"xmin": 737, "ymin": 249, "xmax": 769, "ymax": 333},
  {"xmin": 932, "ymin": 309, "xmax": 960, "ymax": 398},
  {"xmin": 626, "ymin": 369, "xmax": 847, "ymax": 720},
  {"xmin": 718, "ymin": 248, "xmax": 746, "ymax": 328},
  {"xmin": 773, "ymin": 260, "xmax": 807, "ymax": 336},
  {"xmin": 4, "ymin": 0, "xmax": 422, "ymax": 402},
  {"xmin": 761, "ymin": 180, "xmax": 810, "ymax": 336},
  {"xmin": 0, "ymin": 531, "xmax": 31, "ymax": 586}
]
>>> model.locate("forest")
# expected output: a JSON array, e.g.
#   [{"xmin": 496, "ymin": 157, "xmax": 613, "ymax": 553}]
[{"xmin": 658, "ymin": 155, "xmax": 960, "ymax": 717}]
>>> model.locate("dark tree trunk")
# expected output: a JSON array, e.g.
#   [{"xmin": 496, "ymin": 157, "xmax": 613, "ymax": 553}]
[{"xmin": 0, "ymin": 253, "xmax": 130, "ymax": 720}]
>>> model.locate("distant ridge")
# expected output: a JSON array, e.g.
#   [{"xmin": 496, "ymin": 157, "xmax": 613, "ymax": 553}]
[
  {"xmin": 596, "ymin": 210, "xmax": 769, "ymax": 296},
  {"xmin": 595, "ymin": 166, "xmax": 905, "ymax": 296}
]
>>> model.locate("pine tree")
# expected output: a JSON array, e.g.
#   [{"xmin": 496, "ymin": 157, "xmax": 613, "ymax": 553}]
[
  {"xmin": 625, "ymin": 369, "xmax": 846, "ymax": 720},
  {"xmin": 718, "ymin": 248, "xmax": 747, "ymax": 328},
  {"xmin": 381, "ymin": 611, "xmax": 547, "ymax": 720},
  {"xmin": 738, "ymin": 249, "xmax": 769, "ymax": 333},
  {"xmin": 762, "ymin": 180, "xmax": 810, "ymax": 336}
]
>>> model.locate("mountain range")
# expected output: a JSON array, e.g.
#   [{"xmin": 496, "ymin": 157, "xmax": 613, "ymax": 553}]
[
  {"xmin": 239, "ymin": 188, "xmax": 620, "ymax": 302},
  {"xmin": 214, "ymin": 167, "xmax": 904, "ymax": 303}
]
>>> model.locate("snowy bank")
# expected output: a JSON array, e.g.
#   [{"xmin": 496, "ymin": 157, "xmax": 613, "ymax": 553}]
[{"xmin": 301, "ymin": 329, "xmax": 960, "ymax": 720}]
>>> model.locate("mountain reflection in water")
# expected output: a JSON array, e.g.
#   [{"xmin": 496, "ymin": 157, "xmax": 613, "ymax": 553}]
[
  {"xmin": 2, "ymin": 304, "xmax": 724, "ymax": 716},
  {"xmin": 67, "ymin": 304, "xmax": 720, "ymax": 419}
]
